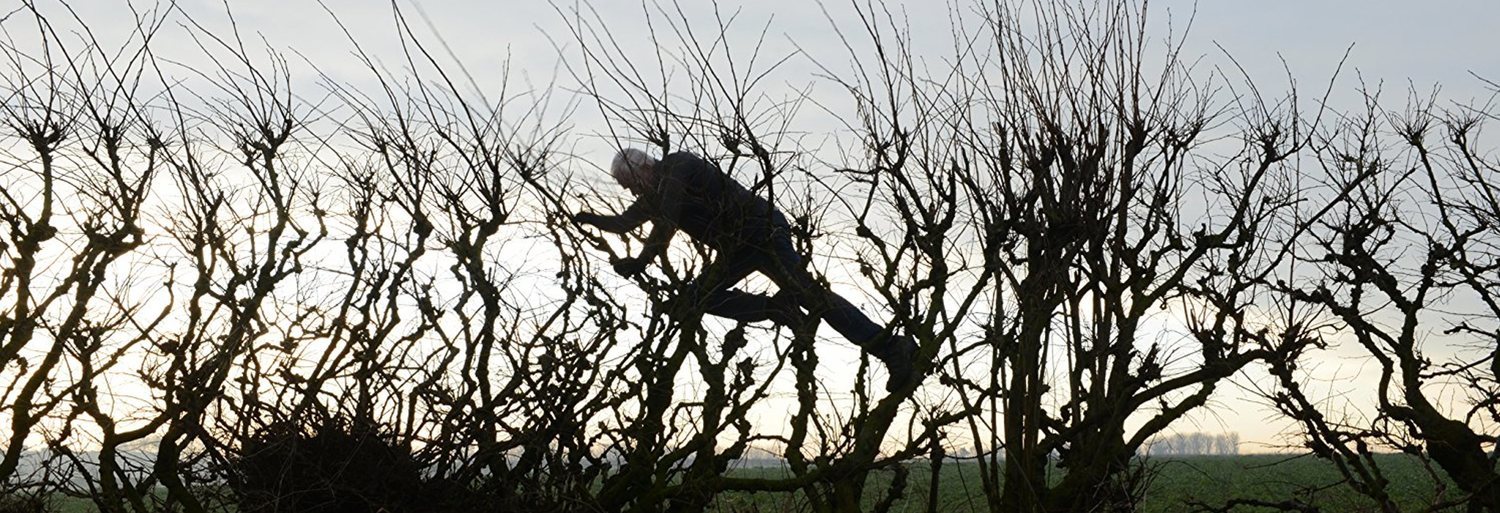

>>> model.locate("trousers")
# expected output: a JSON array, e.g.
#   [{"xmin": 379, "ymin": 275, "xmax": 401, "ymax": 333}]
[{"xmin": 684, "ymin": 234, "xmax": 889, "ymax": 351}]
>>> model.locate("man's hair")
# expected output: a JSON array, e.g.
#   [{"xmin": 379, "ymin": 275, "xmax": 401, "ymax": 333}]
[{"xmin": 610, "ymin": 148, "xmax": 658, "ymax": 189}]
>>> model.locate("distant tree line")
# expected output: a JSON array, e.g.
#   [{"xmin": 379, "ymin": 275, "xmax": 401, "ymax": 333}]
[{"xmin": 1144, "ymin": 433, "xmax": 1242, "ymax": 457}]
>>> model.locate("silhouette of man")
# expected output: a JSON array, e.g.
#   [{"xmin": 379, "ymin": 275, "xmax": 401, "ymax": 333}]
[{"xmin": 573, "ymin": 148, "xmax": 917, "ymax": 392}]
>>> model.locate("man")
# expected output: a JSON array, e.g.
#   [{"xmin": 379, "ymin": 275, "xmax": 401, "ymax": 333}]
[{"xmin": 573, "ymin": 148, "xmax": 918, "ymax": 392}]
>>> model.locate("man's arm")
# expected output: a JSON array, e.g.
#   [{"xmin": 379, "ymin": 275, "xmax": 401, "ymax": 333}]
[
  {"xmin": 636, "ymin": 222, "xmax": 677, "ymax": 261},
  {"xmin": 615, "ymin": 168, "xmax": 685, "ymax": 275},
  {"xmin": 573, "ymin": 200, "xmax": 651, "ymax": 233}
]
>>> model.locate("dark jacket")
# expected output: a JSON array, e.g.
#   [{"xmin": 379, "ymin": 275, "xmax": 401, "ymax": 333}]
[{"xmin": 627, "ymin": 152, "xmax": 790, "ymax": 252}]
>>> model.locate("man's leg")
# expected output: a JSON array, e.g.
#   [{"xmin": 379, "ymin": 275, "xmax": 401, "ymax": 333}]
[
  {"xmin": 682, "ymin": 251, "xmax": 798, "ymax": 325},
  {"xmin": 760, "ymin": 237, "xmax": 917, "ymax": 391},
  {"xmin": 760, "ymin": 239, "xmax": 881, "ymax": 343}
]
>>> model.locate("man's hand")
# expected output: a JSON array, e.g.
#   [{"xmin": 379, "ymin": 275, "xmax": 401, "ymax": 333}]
[{"xmin": 612, "ymin": 256, "xmax": 648, "ymax": 277}]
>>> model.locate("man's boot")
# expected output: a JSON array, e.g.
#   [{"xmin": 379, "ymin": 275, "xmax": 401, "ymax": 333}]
[{"xmin": 871, "ymin": 335, "xmax": 918, "ymax": 393}]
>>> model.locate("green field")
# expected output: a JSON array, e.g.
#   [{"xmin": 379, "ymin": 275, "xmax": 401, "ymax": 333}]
[
  {"xmin": 33, "ymin": 454, "xmax": 1463, "ymax": 512},
  {"xmin": 711, "ymin": 454, "xmax": 1464, "ymax": 512}
]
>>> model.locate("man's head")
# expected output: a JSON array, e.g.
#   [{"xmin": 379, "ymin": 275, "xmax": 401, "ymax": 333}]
[{"xmin": 610, "ymin": 148, "xmax": 659, "ymax": 195}]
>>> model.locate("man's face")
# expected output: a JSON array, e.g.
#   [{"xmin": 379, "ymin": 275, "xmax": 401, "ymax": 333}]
[{"xmin": 617, "ymin": 164, "xmax": 654, "ymax": 196}]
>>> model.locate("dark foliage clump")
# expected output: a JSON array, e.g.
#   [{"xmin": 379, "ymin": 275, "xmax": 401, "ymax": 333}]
[
  {"xmin": 230, "ymin": 418, "xmax": 455, "ymax": 513},
  {"xmin": 0, "ymin": 492, "xmax": 51, "ymax": 513}
]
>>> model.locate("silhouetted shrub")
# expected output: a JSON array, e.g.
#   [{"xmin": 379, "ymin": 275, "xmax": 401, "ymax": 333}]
[
  {"xmin": 230, "ymin": 417, "xmax": 440, "ymax": 513},
  {"xmin": 0, "ymin": 492, "xmax": 51, "ymax": 513}
]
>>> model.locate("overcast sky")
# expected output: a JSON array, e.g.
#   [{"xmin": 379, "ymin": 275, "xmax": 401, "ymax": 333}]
[
  {"xmin": 206, "ymin": 0, "xmax": 1499, "ymax": 98},
  {"xmin": 37, "ymin": 1, "xmax": 1496, "ymax": 109},
  {"xmin": 19, "ymin": 0, "xmax": 1499, "ymax": 451},
  {"xmin": 27, "ymin": 0, "xmax": 1496, "ymax": 151}
]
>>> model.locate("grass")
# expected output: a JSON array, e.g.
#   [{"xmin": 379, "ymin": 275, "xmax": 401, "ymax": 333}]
[
  {"xmin": 1143, "ymin": 454, "xmax": 1459, "ymax": 512},
  {"xmin": 30, "ymin": 454, "xmax": 1465, "ymax": 512},
  {"xmin": 711, "ymin": 454, "xmax": 1464, "ymax": 512}
]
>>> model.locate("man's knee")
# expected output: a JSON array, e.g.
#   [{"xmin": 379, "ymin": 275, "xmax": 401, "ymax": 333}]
[{"xmin": 767, "ymin": 288, "xmax": 804, "ymax": 325}]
